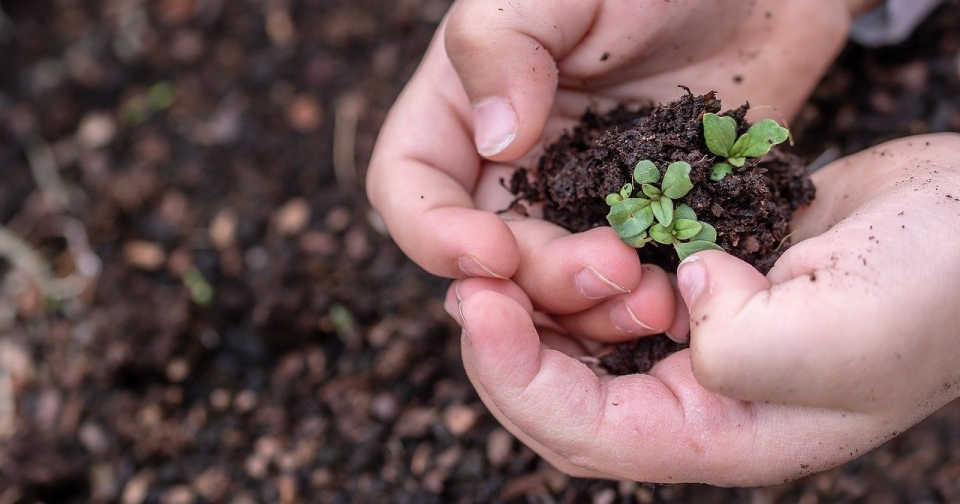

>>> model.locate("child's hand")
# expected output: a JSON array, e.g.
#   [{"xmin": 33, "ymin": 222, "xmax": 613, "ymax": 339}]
[
  {"xmin": 368, "ymin": 0, "xmax": 872, "ymax": 343},
  {"xmin": 446, "ymin": 134, "xmax": 960, "ymax": 485}
]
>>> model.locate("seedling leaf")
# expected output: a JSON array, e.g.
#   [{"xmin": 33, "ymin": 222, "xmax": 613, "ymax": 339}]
[
  {"xmin": 703, "ymin": 113, "xmax": 737, "ymax": 157},
  {"xmin": 673, "ymin": 219, "xmax": 703, "ymax": 240},
  {"xmin": 652, "ymin": 197, "xmax": 674, "ymax": 226},
  {"xmin": 691, "ymin": 222, "xmax": 718, "ymax": 243},
  {"xmin": 674, "ymin": 204, "xmax": 697, "ymax": 221},
  {"xmin": 607, "ymin": 199, "xmax": 654, "ymax": 237},
  {"xmin": 633, "ymin": 160, "xmax": 661, "ymax": 185},
  {"xmin": 649, "ymin": 223, "xmax": 674, "ymax": 245},
  {"xmin": 675, "ymin": 240, "xmax": 724, "ymax": 260},
  {"xmin": 641, "ymin": 183, "xmax": 662, "ymax": 199},
  {"xmin": 729, "ymin": 119, "xmax": 789, "ymax": 159},
  {"xmin": 661, "ymin": 161, "xmax": 693, "ymax": 199},
  {"xmin": 710, "ymin": 162, "xmax": 734, "ymax": 181}
]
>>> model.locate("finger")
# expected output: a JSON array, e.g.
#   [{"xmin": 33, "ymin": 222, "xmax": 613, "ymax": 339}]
[
  {"xmin": 506, "ymin": 223, "xmax": 645, "ymax": 313},
  {"xmin": 680, "ymin": 135, "xmax": 960, "ymax": 411},
  {"xmin": 368, "ymin": 24, "xmax": 519, "ymax": 279},
  {"xmin": 459, "ymin": 289, "xmax": 900, "ymax": 485},
  {"xmin": 443, "ymin": 0, "xmax": 602, "ymax": 159},
  {"xmin": 554, "ymin": 264, "xmax": 676, "ymax": 342}
]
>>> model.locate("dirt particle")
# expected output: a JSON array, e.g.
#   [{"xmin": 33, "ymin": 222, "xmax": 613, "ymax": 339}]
[
  {"xmin": 600, "ymin": 52, "xmax": 610, "ymax": 62},
  {"xmin": 733, "ymin": 74, "xmax": 743, "ymax": 84}
]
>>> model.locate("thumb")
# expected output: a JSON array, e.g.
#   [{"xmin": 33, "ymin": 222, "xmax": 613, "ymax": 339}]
[
  {"xmin": 443, "ymin": 0, "xmax": 600, "ymax": 160},
  {"xmin": 675, "ymin": 249, "xmax": 887, "ymax": 410}
]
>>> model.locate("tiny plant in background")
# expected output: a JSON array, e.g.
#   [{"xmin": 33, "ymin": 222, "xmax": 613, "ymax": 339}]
[
  {"xmin": 606, "ymin": 160, "xmax": 723, "ymax": 260},
  {"xmin": 702, "ymin": 113, "xmax": 789, "ymax": 181}
]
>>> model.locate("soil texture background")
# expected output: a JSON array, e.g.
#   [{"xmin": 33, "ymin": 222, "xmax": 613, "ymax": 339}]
[{"xmin": 0, "ymin": 0, "xmax": 959, "ymax": 503}]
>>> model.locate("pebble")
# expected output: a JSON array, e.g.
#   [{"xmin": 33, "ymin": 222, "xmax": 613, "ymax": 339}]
[
  {"xmin": 442, "ymin": 404, "xmax": 477, "ymax": 436},
  {"xmin": 77, "ymin": 112, "xmax": 116, "ymax": 150},
  {"xmin": 123, "ymin": 240, "xmax": 166, "ymax": 270},
  {"xmin": 78, "ymin": 422, "xmax": 110, "ymax": 456},
  {"xmin": 121, "ymin": 470, "xmax": 153, "ymax": 504},
  {"xmin": 273, "ymin": 198, "xmax": 311, "ymax": 236},
  {"xmin": 486, "ymin": 428, "xmax": 513, "ymax": 466},
  {"xmin": 286, "ymin": 94, "xmax": 323, "ymax": 133},
  {"xmin": 324, "ymin": 206, "xmax": 352, "ymax": 232},
  {"xmin": 192, "ymin": 467, "xmax": 229, "ymax": 501},
  {"xmin": 207, "ymin": 208, "xmax": 238, "ymax": 250},
  {"xmin": 394, "ymin": 407, "xmax": 437, "ymax": 438},
  {"xmin": 159, "ymin": 485, "xmax": 194, "ymax": 504}
]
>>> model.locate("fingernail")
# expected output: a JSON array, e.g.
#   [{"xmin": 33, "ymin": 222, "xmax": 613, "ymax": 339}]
[
  {"xmin": 610, "ymin": 302, "xmax": 654, "ymax": 333},
  {"xmin": 576, "ymin": 266, "xmax": 629, "ymax": 299},
  {"xmin": 473, "ymin": 98, "xmax": 518, "ymax": 157},
  {"xmin": 458, "ymin": 255, "xmax": 505, "ymax": 278},
  {"xmin": 677, "ymin": 256, "xmax": 706, "ymax": 307}
]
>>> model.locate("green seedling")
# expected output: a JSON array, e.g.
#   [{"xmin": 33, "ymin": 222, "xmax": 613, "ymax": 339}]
[
  {"xmin": 606, "ymin": 160, "xmax": 723, "ymax": 260},
  {"xmin": 703, "ymin": 113, "xmax": 789, "ymax": 181}
]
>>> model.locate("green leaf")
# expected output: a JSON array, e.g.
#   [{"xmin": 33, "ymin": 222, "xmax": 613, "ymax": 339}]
[
  {"xmin": 622, "ymin": 232, "xmax": 651, "ymax": 248},
  {"xmin": 661, "ymin": 161, "xmax": 694, "ymax": 199},
  {"xmin": 620, "ymin": 183, "xmax": 634, "ymax": 200},
  {"xmin": 672, "ymin": 219, "xmax": 703, "ymax": 240},
  {"xmin": 710, "ymin": 162, "xmax": 734, "ymax": 181},
  {"xmin": 703, "ymin": 113, "xmax": 738, "ymax": 157},
  {"xmin": 652, "ymin": 197, "xmax": 674, "ymax": 226},
  {"xmin": 729, "ymin": 119, "xmax": 789, "ymax": 159},
  {"xmin": 605, "ymin": 193, "xmax": 622, "ymax": 206},
  {"xmin": 674, "ymin": 204, "xmax": 697, "ymax": 221},
  {"xmin": 728, "ymin": 157, "xmax": 746, "ymax": 168},
  {"xmin": 641, "ymin": 183, "xmax": 662, "ymax": 199},
  {"xmin": 607, "ymin": 199, "xmax": 654, "ymax": 237},
  {"xmin": 691, "ymin": 222, "xmax": 718, "ymax": 243},
  {"xmin": 633, "ymin": 160, "xmax": 661, "ymax": 185},
  {"xmin": 649, "ymin": 223, "xmax": 674, "ymax": 245},
  {"xmin": 674, "ymin": 240, "xmax": 725, "ymax": 261}
]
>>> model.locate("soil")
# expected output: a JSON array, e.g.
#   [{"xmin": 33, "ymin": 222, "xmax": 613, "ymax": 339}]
[
  {"xmin": 509, "ymin": 90, "xmax": 815, "ymax": 375},
  {"xmin": 510, "ymin": 90, "xmax": 815, "ymax": 274},
  {"xmin": 0, "ymin": 0, "xmax": 959, "ymax": 503}
]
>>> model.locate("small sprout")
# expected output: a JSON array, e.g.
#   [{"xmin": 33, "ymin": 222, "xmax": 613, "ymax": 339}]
[
  {"xmin": 605, "ymin": 161, "xmax": 722, "ymax": 259},
  {"xmin": 703, "ymin": 112, "xmax": 789, "ymax": 180},
  {"xmin": 181, "ymin": 265, "xmax": 214, "ymax": 306}
]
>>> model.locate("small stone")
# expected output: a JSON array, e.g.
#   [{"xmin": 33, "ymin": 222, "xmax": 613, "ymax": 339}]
[
  {"xmin": 78, "ymin": 422, "xmax": 110, "ymax": 456},
  {"xmin": 123, "ymin": 241, "xmax": 166, "ymax": 270},
  {"xmin": 486, "ymin": 428, "xmax": 514, "ymax": 466},
  {"xmin": 442, "ymin": 404, "xmax": 478, "ymax": 436},
  {"xmin": 209, "ymin": 208, "xmax": 238, "ymax": 249},
  {"xmin": 77, "ymin": 112, "xmax": 116, "ymax": 150},
  {"xmin": 273, "ymin": 198, "xmax": 311, "ymax": 236},
  {"xmin": 592, "ymin": 488, "xmax": 616, "ymax": 504},
  {"xmin": 160, "ymin": 485, "xmax": 194, "ymax": 504},
  {"xmin": 192, "ymin": 467, "xmax": 229, "ymax": 501},
  {"xmin": 286, "ymin": 94, "xmax": 322, "ymax": 133},
  {"xmin": 324, "ymin": 206, "xmax": 352, "ymax": 232},
  {"xmin": 234, "ymin": 390, "xmax": 258, "ymax": 412},
  {"xmin": 210, "ymin": 388, "xmax": 231, "ymax": 410},
  {"xmin": 298, "ymin": 231, "xmax": 338, "ymax": 256},
  {"xmin": 121, "ymin": 471, "xmax": 153, "ymax": 504},
  {"xmin": 165, "ymin": 358, "xmax": 190, "ymax": 382}
]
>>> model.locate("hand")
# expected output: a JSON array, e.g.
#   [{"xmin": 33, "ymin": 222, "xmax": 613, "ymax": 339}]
[
  {"xmin": 368, "ymin": 0, "xmax": 875, "ymax": 344},
  {"xmin": 446, "ymin": 134, "xmax": 960, "ymax": 485}
]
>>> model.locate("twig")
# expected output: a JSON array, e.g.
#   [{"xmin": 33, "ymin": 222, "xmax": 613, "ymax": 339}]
[
  {"xmin": 0, "ymin": 218, "xmax": 101, "ymax": 302},
  {"xmin": 24, "ymin": 137, "xmax": 72, "ymax": 213},
  {"xmin": 0, "ymin": 365, "xmax": 12, "ymax": 440},
  {"xmin": 333, "ymin": 93, "xmax": 365, "ymax": 192}
]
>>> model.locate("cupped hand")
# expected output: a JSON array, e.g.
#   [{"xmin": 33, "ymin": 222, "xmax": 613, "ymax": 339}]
[
  {"xmin": 444, "ymin": 134, "xmax": 960, "ymax": 486},
  {"xmin": 368, "ymin": 0, "xmax": 873, "ymax": 342}
]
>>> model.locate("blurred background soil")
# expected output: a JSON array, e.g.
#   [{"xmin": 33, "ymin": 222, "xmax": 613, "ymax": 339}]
[{"xmin": 0, "ymin": 0, "xmax": 958, "ymax": 502}]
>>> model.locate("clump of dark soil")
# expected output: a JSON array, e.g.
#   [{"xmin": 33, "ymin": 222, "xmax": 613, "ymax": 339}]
[{"xmin": 510, "ymin": 89, "xmax": 816, "ymax": 374}]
